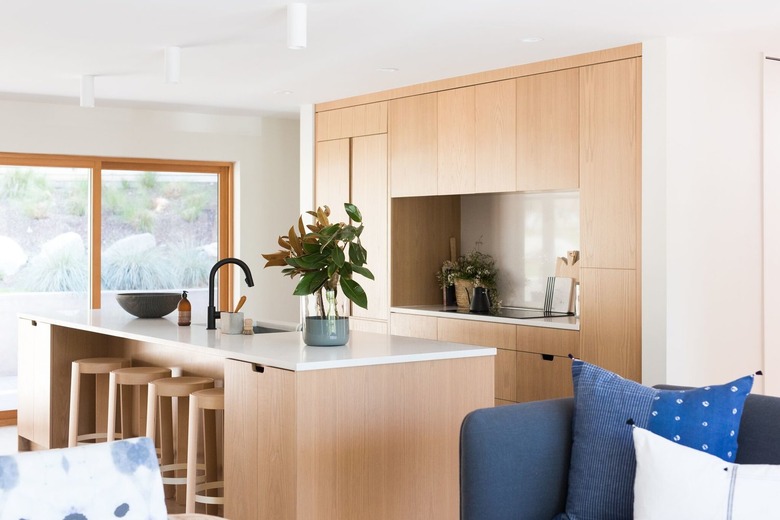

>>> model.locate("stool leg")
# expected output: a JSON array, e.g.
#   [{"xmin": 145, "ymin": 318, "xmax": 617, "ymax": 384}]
[
  {"xmin": 203, "ymin": 408, "xmax": 218, "ymax": 516},
  {"xmin": 145, "ymin": 383, "xmax": 158, "ymax": 440},
  {"xmin": 121, "ymin": 385, "xmax": 134, "ymax": 438},
  {"xmin": 186, "ymin": 394, "xmax": 199, "ymax": 514},
  {"xmin": 160, "ymin": 395, "xmax": 175, "ymax": 499},
  {"xmin": 68, "ymin": 362, "xmax": 80, "ymax": 447},
  {"xmin": 175, "ymin": 395, "xmax": 191, "ymax": 504},
  {"xmin": 95, "ymin": 373, "xmax": 109, "ymax": 442},
  {"xmin": 106, "ymin": 372, "xmax": 118, "ymax": 442}
]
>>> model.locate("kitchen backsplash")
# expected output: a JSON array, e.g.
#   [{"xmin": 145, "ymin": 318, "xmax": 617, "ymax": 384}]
[{"xmin": 460, "ymin": 190, "xmax": 579, "ymax": 309}]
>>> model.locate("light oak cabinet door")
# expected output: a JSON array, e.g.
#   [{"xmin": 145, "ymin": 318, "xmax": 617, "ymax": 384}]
[
  {"xmin": 516, "ymin": 352, "xmax": 575, "ymax": 402},
  {"xmin": 225, "ymin": 359, "xmax": 296, "ymax": 520},
  {"xmin": 579, "ymin": 267, "xmax": 640, "ymax": 381},
  {"xmin": 516, "ymin": 325, "xmax": 580, "ymax": 358},
  {"xmin": 351, "ymin": 134, "xmax": 388, "ymax": 321},
  {"xmin": 438, "ymin": 86, "xmax": 475, "ymax": 195},
  {"xmin": 475, "ymin": 79, "xmax": 517, "ymax": 193},
  {"xmin": 316, "ymin": 102, "xmax": 387, "ymax": 141},
  {"xmin": 517, "ymin": 68, "xmax": 579, "ymax": 191},
  {"xmin": 437, "ymin": 318, "xmax": 516, "ymax": 402},
  {"xmin": 315, "ymin": 139, "xmax": 351, "ymax": 223},
  {"xmin": 389, "ymin": 313, "xmax": 438, "ymax": 340},
  {"xmin": 17, "ymin": 318, "xmax": 52, "ymax": 448},
  {"xmin": 580, "ymin": 58, "xmax": 641, "ymax": 269},
  {"xmin": 389, "ymin": 93, "xmax": 438, "ymax": 197}
]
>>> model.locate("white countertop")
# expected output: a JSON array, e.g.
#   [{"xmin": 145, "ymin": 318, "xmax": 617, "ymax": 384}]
[
  {"xmin": 391, "ymin": 305, "xmax": 580, "ymax": 331},
  {"xmin": 18, "ymin": 310, "xmax": 495, "ymax": 372}
]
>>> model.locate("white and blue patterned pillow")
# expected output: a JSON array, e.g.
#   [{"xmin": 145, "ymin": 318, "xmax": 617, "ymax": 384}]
[
  {"xmin": 0, "ymin": 437, "xmax": 167, "ymax": 520},
  {"xmin": 557, "ymin": 360, "xmax": 755, "ymax": 520}
]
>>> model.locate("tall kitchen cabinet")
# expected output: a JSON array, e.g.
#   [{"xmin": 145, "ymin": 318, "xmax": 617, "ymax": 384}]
[
  {"xmin": 579, "ymin": 57, "xmax": 642, "ymax": 381},
  {"xmin": 315, "ymin": 43, "xmax": 643, "ymax": 399},
  {"xmin": 315, "ymin": 103, "xmax": 389, "ymax": 333}
]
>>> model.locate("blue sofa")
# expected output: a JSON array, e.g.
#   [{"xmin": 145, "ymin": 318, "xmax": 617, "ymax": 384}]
[{"xmin": 459, "ymin": 391, "xmax": 780, "ymax": 520}]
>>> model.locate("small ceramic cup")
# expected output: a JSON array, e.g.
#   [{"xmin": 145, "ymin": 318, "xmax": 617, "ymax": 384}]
[{"xmin": 220, "ymin": 312, "xmax": 244, "ymax": 334}]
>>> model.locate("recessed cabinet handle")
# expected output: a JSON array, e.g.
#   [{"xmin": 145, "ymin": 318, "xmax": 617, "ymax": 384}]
[
  {"xmin": 31, "ymin": 320, "xmax": 37, "ymax": 326},
  {"xmin": 253, "ymin": 364, "xmax": 265, "ymax": 373},
  {"xmin": 541, "ymin": 354, "xmax": 554, "ymax": 362}
]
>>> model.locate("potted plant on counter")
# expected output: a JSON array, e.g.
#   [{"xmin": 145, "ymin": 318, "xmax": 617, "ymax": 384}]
[
  {"xmin": 447, "ymin": 249, "xmax": 499, "ymax": 311},
  {"xmin": 261, "ymin": 203, "xmax": 373, "ymax": 346}
]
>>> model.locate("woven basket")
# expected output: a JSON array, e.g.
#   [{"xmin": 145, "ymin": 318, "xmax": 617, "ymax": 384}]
[{"xmin": 454, "ymin": 279, "xmax": 473, "ymax": 308}]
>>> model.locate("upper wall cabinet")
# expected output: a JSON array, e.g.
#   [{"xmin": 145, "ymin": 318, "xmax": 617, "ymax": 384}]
[
  {"xmin": 475, "ymin": 80, "xmax": 517, "ymax": 193},
  {"xmin": 579, "ymin": 58, "xmax": 641, "ymax": 269},
  {"xmin": 389, "ymin": 94, "xmax": 438, "ymax": 197},
  {"xmin": 316, "ymin": 102, "xmax": 388, "ymax": 141},
  {"xmin": 517, "ymin": 68, "xmax": 580, "ymax": 191},
  {"xmin": 438, "ymin": 87, "xmax": 476, "ymax": 195}
]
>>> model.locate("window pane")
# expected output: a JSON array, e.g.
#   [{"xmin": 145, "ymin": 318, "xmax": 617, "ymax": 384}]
[
  {"xmin": 0, "ymin": 165, "xmax": 90, "ymax": 409},
  {"xmin": 100, "ymin": 170, "xmax": 219, "ymax": 317}
]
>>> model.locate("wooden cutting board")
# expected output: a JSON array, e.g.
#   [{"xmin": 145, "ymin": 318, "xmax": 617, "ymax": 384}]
[{"xmin": 555, "ymin": 250, "xmax": 580, "ymax": 283}]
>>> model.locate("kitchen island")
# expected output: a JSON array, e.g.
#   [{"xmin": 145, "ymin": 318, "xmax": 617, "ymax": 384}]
[{"xmin": 17, "ymin": 310, "xmax": 495, "ymax": 520}]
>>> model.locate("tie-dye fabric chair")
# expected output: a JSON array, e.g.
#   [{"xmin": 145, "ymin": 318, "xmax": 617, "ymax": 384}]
[{"xmin": 0, "ymin": 437, "xmax": 222, "ymax": 520}]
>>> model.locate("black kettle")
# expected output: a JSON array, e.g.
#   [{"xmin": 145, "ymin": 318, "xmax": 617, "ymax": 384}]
[{"xmin": 469, "ymin": 286, "xmax": 491, "ymax": 314}]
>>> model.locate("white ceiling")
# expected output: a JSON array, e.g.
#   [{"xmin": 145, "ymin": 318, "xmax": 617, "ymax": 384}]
[{"xmin": 1, "ymin": 0, "xmax": 778, "ymax": 117}]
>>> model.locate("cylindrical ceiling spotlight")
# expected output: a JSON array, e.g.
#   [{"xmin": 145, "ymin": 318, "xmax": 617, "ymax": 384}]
[
  {"xmin": 287, "ymin": 3, "xmax": 307, "ymax": 50},
  {"xmin": 80, "ymin": 75, "xmax": 95, "ymax": 108},
  {"xmin": 165, "ymin": 46, "xmax": 181, "ymax": 83}
]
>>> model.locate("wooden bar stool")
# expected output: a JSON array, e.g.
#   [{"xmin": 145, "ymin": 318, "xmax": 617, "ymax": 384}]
[
  {"xmin": 186, "ymin": 387, "xmax": 225, "ymax": 515},
  {"xmin": 68, "ymin": 357, "xmax": 130, "ymax": 447},
  {"xmin": 106, "ymin": 366, "xmax": 172, "ymax": 441},
  {"xmin": 145, "ymin": 376, "xmax": 215, "ymax": 504}
]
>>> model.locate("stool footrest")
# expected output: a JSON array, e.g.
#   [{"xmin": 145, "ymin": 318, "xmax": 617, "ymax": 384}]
[{"xmin": 161, "ymin": 462, "xmax": 206, "ymax": 486}]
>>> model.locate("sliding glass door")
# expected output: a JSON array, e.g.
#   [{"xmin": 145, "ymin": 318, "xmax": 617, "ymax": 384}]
[{"xmin": 0, "ymin": 154, "xmax": 232, "ymax": 412}]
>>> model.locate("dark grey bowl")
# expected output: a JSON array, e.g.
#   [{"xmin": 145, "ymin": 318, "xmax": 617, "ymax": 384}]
[{"xmin": 116, "ymin": 292, "xmax": 180, "ymax": 318}]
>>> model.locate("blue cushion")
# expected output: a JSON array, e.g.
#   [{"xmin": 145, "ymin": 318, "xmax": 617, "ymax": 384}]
[{"xmin": 559, "ymin": 360, "xmax": 754, "ymax": 520}]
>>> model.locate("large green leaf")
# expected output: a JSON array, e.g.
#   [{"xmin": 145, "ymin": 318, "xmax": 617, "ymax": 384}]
[
  {"xmin": 340, "ymin": 277, "xmax": 368, "ymax": 309},
  {"xmin": 330, "ymin": 246, "xmax": 345, "ymax": 267},
  {"xmin": 293, "ymin": 270, "xmax": 328, "ymax": 296},
  {"xmin": 350, "ymin": 264, "xmax": 374, "ymax": 280},
  {"xmin": 349, "ymin": 242, "xmax": 367, "ymax": 266},
  {"xmin": 345, "ymin": 203, "xmax": 362, "ymax": 222}
]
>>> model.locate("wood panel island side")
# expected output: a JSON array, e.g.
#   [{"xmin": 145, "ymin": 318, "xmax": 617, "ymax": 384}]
[{"xmin": 17, "ymin": 310, "xmax": 495, "ymax": 520}]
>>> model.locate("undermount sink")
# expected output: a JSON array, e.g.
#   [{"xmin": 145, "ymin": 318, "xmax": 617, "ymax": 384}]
[{"xmin": 253, "ymin": 325, "xmax": 288, "ymax": 334}]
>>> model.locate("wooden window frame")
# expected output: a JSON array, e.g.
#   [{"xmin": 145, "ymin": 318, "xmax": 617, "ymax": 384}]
[{"xmin": 0, "ymin": 152, "xmax": 235, "ymax": 310}]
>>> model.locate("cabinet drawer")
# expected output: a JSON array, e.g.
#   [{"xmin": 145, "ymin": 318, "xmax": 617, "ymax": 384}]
[
  {"xmin": 437, "ymin": 318, "xmax": 516, "ymax": 350},
  {"xmin": 389, "ymin": 313, "xmax": 438, "ymax": 340},
  {"xmin": 495, "ymin": 348, "xmax": 517, "ymax": 402},
  {"xmin": 516, "ymin": 325, "xmax": 580, "ymax": 358},
  {"xmin": 516, "ymin": 352, "xmax": 574, "ymax": 403}
]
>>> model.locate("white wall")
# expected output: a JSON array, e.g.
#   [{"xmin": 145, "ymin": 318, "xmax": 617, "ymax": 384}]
[
  {"xmin": 643, "ymin": 37, "xmax": 765, "ymax": 390},
  {"xmin": 0, "ymin": 98, "xmax": 301, "ymax": 326},
  {"xmin": 764, "ymin": 57, "xmax": 780, "ymax": 396}
]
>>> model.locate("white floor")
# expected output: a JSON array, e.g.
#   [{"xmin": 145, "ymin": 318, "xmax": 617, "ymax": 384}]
[{"xmin": 0, "ymin": 425, "xmax": 17, "ymax": 455}]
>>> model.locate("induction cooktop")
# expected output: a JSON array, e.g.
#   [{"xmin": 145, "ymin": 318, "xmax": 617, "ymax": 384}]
[{"xmin": 441, "ymin": 307, "xmax": 574, "ymax": 320}]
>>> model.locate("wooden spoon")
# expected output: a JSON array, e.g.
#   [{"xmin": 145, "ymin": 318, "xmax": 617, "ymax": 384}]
[{"xmin": 234, "ymin": 295, "xmax": 247, "ymax": 313}]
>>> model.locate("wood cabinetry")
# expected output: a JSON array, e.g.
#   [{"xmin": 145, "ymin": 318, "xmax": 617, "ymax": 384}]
[
  {"xmin": 475, "ymin": 79, "xmax": 517, "ymax": 193},
  {"xmin": 389, "ymin": 93, "xmax": 438, "ymax": 197},
  {"xmin": 437, "ymin": 87, "xmax": 476, "ymax": 194},
  {"xmin": 315, "ymin": 132, "xmax": 389, "ymax": 326},
  {"xmin": 351, "ymin": 134, "xmax": 388, "ymax": 322},
  {"xmin": 389, "ymin": 313, "xmax": 438, "ymax": 340},
  {"xmin": 517, "ymin": 68, "xmax": 580, "ymax": 191},
  {"xmin": 315, "ymin": 139, "xmax": 350, "ymax": 223},
  {"xmin": 316, "ymin": 102, "xmax": 387, "ymax": 141},
  {"xmin": 579, "ymin": 58, "xmax": 641, "ymax": 270},
  {"xmin": 224, "ymin": 355, "xmax": 493, "ymax": 520},
  {"xmin": 17, "ymin": 318, "xmax": 52, "ymax": 449},
  {"xmin": 578, "ymin": 57, "xmax": 641, "ymax": 381}
]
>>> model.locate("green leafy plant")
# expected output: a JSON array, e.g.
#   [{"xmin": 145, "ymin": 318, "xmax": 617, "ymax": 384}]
[{"xmin": 262, "ymin": 203, "xmax": 373, "ymax": 317}]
